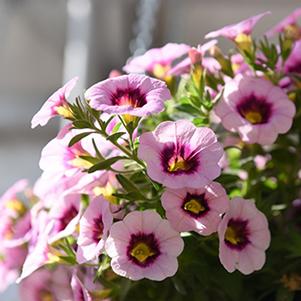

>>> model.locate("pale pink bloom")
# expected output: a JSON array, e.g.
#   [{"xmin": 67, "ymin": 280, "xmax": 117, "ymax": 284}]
[
  {"xmin": 238, "ymin": 170, "xmax": 248, "ymax": 180},
  {"xmin": 161, "ymin": 182, "xmax": 229, "ymax": 235},
  {"xmin": 105, "ymin": 210, "xmax": 184, "ymax": 281},
  {"xmin": 77, "ymin": 196, "xmax": 113, "ymax": 263},
  {"xmin": 168, "ymin": 40, "xmax": 217, "ymax": 76},
  {"xmin": 266, "ymin": 7, "xmax": 301, "ymax": 37},
  {"xmin": 31, "ymin": 77, "xmax": 78, "ymax": 128},
  {"xmin": 17, "ymin": 209, "xmax": 52, "ymax": 282},
  {"xmin": 231, "ymin": 53, "xmax": 252, "ymax": 75},
  {"xmin": 35, "ymin": 126, "xmax": 119, "ymax": 206},
  {"xmin": 19, "ymin": 267, "xmax": 73, "ymax": 301},
  {"xmin": 205, "ymin": 12, "xmax": 270, "ymax": 40},
  {"xmin": 254, "ymin": 154, "xmax": 270, "ymax": 170},
  {"xmin": 138, "ymin": 120, "xmax": 224, "ymax": 189},
  {"xmin": 123, "ymin": 43, "xmax": 190, "ymax": 77},
  {"xmin": 0, "ymin": 245, "xmax": 27, "ymax": 292},
  {"xmin": 71, "ymin": 271, "xmax": 92, "ymax": 301},
  {"xmin": 86, "ymin": 74, "xmax": 171, "ymax": 117},
  {"xmin": 0, "ymin": 179, "xmax": 31, "ymax": 247},
  {"xmin": 215, "ymin": 75, "xmax": 296, "ymax": 145},
  {"xmin": 71, "ymin": 268, "xmax": 108, "ymax": 301},
  {"xmin": 17, "ymin": 205, "xmax": 71, "ymax": 282},
  {"xmin": 0, "ymin": 179, "xmax": 28, "ymax": 204},
  {"xmin": 284, "ymin": 40, "xmax": 301, "ymax": 75},
  {"xmin": 218, "ymin": 197, "xmax": 271, "ymax": 275},
  {"xmin": 47, "ymin": 193, "xmax": 82, "ymax": 244}
]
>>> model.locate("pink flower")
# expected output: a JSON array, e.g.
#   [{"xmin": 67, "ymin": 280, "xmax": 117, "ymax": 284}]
[
  {"xmin": 105, "ymin": 210, "xmax": 184, "ymax": 281},
  {"xmin": 17, "ymin": 209, "xmax": 53, "ymax": 282},
  {"xmin": 266, "ymin": 7, "xmax": 301, "ymax": 38},
  {"xmin": 31, "ymin": 77, "xmax": 78, "ymax": 128},
  {"xmin": 218, "ymin": 197, "xmax": 271, "ymax": 275},
  {"xmin": 205, "ymin": 12, "xmax": 270, "ymax": 40},
  {"xmin": 123, "ymin": 43, "xmax": 190, "ymax": 80},
  {"xmin": 76, "ymin": 196, "xmax": 113, "ymax": 263},
  {"xmin": 215, "ymin": 75, "xmax": 295, "ymax": 145},
  {"xmin": 85, "ymin": 74, "xmax": 171, "ymax": 117},
  {"xmin": 47, "ymin": 193, "xmax": 82, "ymax": 244},
  {"xmin": 138, "ymin": 120, "xmax": 224, "ymax": 189},
  {"xmin": 168, "ymin": 40, "xmax": 217, "ymax": 76},
  {"xmin": 161, "ymin": 182, "xmax": 229, "ymax": 235},
  {"xmin": 71, "ymin": 268, "xmax": 108, "ymax": 301},
  {"xmin": 19, "ymin": 267, "xmax": 73, "ymax": 301},
  {"xmin": 284, "ymin": 40, "xmax": 301, "ymax": 75},
  {"xmin": 254, "ymin": 154, "xmax": 270, "ymax": 170},
  {"xmin": 35, "ymin": 126, "xmax": 119, "ymax": 206}
]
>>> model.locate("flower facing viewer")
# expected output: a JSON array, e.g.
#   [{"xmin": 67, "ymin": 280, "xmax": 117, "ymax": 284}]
[
  {"xmin": 138, "ymin": 120, "xmax": 224, "ymax": 189},
  {"xmin": 218, "ymin": 198, "xmax": 271, "ymax": 275},
  {"xmin": 161, "ymin": 182, "xmax": 229, "ymax": 235},
  {"xmin": 105, "ymin": 210, "xmax": 184, "ymax": 281},
  {"xmin": 215, "ymin": 75, "xmax": 295, "ymax": 145}
]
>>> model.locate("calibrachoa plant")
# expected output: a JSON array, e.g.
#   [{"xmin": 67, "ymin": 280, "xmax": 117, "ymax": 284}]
[{"xmin": 2, "ymin": 9, "xmax": 301, "ymax": 301}]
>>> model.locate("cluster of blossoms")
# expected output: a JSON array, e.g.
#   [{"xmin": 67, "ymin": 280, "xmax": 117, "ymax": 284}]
[{"xmin": 2, "ymin": 8, "xmax": 301, "ymax": 300}]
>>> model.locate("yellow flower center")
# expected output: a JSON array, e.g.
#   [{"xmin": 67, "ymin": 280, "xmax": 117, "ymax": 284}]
[
  {"xmin": 5, "ymin": 199, "xmax": 26, "ymax": 216},
  {"xmin": 56, "ymin": 105, "xmax": 73, "ymax": 119},
  {"xmin": 234, "ymin": 33, "xmax": 252, "ymax": 53},
  {"xmin": 244, "ymin": 111, "xmax": 263, "ymax": 124},
  {"xmin": 184, "ymin": 199, "xmax": 206, "ymax": 215},
  {"xmin": 152, "ymin": 63, "xmax": 173, "ymax": 85},
  {"xmin": 225, "ymin": 225, "xmax": 242, "ymax": 246},
  {"xmin": 70, "ymin": 157, "xmax": 93, "ymax": 169},
  {"xmin": 93, "ymin": 183, "xmax": 118, "ymax": 204},
  {"xmin": 130, "ymin": 242, "xmax": 155, "ymax": 263},
  {"xmin": 168, "ymin": 156, "xmax": 190, "ymax": 173},
  {"xmin": 41, "ymin": 291, "xmax": 54, "ymax": 301}
]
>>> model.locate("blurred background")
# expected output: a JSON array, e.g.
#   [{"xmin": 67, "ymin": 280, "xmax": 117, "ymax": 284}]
[{"xmin": 0, "ymin": 0, "xmax": 300, "ymax": 299}]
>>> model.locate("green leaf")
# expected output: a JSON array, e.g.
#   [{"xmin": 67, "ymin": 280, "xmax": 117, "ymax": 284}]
[
  {"xmin": 106, "ymin": 132, "xmax": 126, "ymax": 143},
  {"xmin": 88, "ymin": 156, "xmax": 126, "ymax": 173},
  {"xmin": 68, "ymin": 132, "xmax": 92, "ymax": 147},
  {"xmin": 79, "ymin": 155, "xmax": 100, "ymax": 165},
  {"xmin": 116, "ymin": 174, "xmax": 145, "ymax": 198},
  {"xmin": 92, "ymin": 138, "xmax": 105, "ymax": 160},
  {"xmin": 73, "ymin": 120, "xmax": 92, "ymax": 129}
]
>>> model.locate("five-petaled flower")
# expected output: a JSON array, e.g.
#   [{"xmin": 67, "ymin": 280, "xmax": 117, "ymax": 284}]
[
  {"xmin": 161, "ymin": 182, "xmax": 229, "ymax": 235},
  {"xmin": 85, "ymin": 74, "xmax": 171, "ymax": 118},
  {"xmin": 138, "ymin": 120, "xmax": 224, "ymax": 189},
  {"xmin": 215, "ymin": 75, "xmax": 295, "ymax": 145},
  {"xmin": 105, "ymin": 210, "xmax": 184, "ymax": 281},
  {"xmin": 218, "ymin": 197, "xmax": 271, "ymax": 275}
]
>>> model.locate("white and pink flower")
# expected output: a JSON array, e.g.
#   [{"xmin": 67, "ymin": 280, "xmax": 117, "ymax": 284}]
[
  {"xmin": 138, "ymin": 120, "xmax": 224, "ymax": 189},
  {"xmin": 85, "ymin": 74, "xmax": 171, "ymax": 117},
  {"xmin": 205, "ymin": 12, "xmax": 270, "ymax": 41},
  {"xmin": 218, "ymin": 197, "xmax": 271, "ymax": 275},
  {"xmin": 284, "ymin": 40, "xmax": 301, "ymax": 75},
  {"xmin": 215, "ymin": 75, "xmax": 295, "ymax": 145},
  {"xmin": 123, "ymin": 43, "xmax": 190, "ymax": 81},
  {"xmin": 31, "ymin": 77, "xmax": 78, "ymax": 128},
  {"xmin": 266, "ymin": 7, "xmax": 301, "ymax": 39},
  {"xmin": 19, "ymin": 267, "xmax": 73, "ymax": 301},
  {"xmin": 161, "ymin": 182, "xmax": 229, "ymax": 235},
  {"xmin": 77, "ymin": 196, "xmax": 113, "ymax": 264},
  {"xmin": 105, "ymin": 210, "xmax": 184, "ymax": 281}
]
